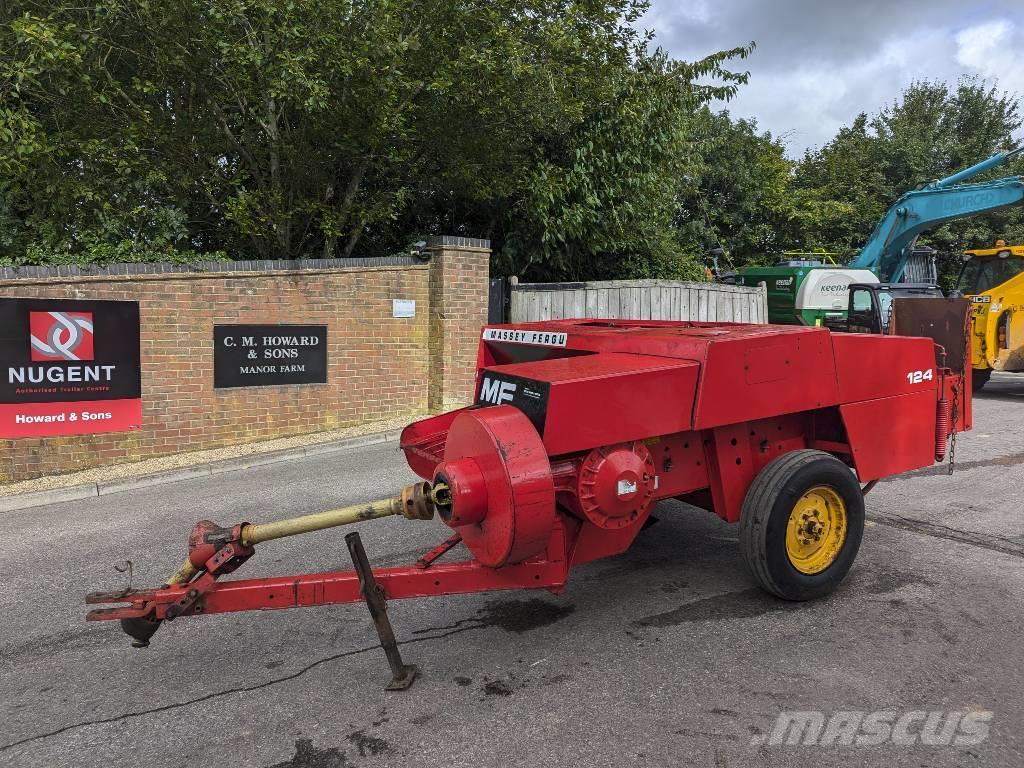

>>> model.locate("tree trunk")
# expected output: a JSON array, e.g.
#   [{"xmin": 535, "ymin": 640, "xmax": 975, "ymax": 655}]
[
  {"xmin": 264, "ymin": 93, "xmax": 291, "ymax": 257},
  {"xmin": 342, "ymin": 226, "xmax": 362, "ymax": 258},
  {"xmin": 323, "ymin": 158, "xmax": 371, "ymax": 259},
  {"xmin": 323, "ymin": 234, "xmax": 338, "ymax": 259}
]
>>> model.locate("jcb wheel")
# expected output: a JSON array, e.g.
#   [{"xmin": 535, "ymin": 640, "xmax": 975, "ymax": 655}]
[
  {"xmin": 739, "ymin": 449, "xmax": 864, "ymax": 601},
  {"xmin": 972, "ymin": 369, "xmax": 991, "ymax": 390}
]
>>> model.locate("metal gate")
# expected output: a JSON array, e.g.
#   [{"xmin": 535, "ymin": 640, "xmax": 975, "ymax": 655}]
[{"xmin": 487, "ymin": 278, "xmax": 507, "ymax": 324}]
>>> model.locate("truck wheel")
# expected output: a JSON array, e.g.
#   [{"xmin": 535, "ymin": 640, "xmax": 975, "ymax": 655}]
[
  {"xmin": 739, "ymin": 449, "xmax": 864, "ymax": 601},
  {"xmin": 972, "ymin": 369, "xmax": 991, "ymax": 390}
]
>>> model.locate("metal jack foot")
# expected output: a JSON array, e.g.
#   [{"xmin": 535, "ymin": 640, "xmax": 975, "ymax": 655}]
[{"xmin": 346, "ymin": 532, "xmax": 418, "ymax": 691}]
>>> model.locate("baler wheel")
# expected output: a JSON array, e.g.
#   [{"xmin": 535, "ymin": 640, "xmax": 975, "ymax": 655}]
[{"xmin": 738, "ymin": 450, "xmax": 864, "ymax": 601}]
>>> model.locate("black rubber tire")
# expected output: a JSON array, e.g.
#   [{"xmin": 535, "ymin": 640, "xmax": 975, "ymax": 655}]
[
  {"xmin": 739, "ymin": 449, "xmax": 864, "ymax": 601},
  {"xmin": 972, "ymin": 369, "xmax": 992, "ymax": 391}
]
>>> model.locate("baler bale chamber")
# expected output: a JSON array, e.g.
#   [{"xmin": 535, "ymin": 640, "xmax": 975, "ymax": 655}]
[{"xmin": 87, "ymin": 319, "xmax": 970, "ymax": 687}]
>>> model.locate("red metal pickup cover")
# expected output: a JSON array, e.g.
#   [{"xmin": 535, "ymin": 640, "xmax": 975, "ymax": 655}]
[{"xmin": 480, "ymin": 352, "xmax": 699, "ymax": 456}]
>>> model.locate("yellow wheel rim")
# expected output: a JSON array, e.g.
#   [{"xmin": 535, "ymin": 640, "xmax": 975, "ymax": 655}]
[{"xmin": 785, "ymin": 486, "xmax": 848, "ymax": 575}]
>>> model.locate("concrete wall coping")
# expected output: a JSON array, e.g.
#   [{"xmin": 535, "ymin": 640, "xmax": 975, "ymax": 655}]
[
  {"xmin": 0, "ymin": 237, "xmax": 493, "ymax": 285},
  {"xmin": 0, "ymin": 255, "xmax": 428, "ymax": 283},
  {"xmin": 426, "ymin": 235, "xmax": 491, "ymax": 250}
]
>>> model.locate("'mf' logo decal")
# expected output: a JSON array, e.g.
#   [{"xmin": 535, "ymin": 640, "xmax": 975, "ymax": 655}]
[
  {"xmin": 475, "ymin": 372, "xmax": 550, "ymax": 434},
  {"xmin": 479, "ymin": 377, "xmax": 517, "ymax": 405},
  {"xmin": 29, "ymin": 311, "xmax": 95, "ymax": 361}
]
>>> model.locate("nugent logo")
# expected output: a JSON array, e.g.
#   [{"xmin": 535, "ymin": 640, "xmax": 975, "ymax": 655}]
[
  {"xmin": 1, "ymin": 299, "xmax": 141, "ymax": 438},
  {"xmin": 30, "ymin": 311, "xmax": 94, "ymax": 361}
]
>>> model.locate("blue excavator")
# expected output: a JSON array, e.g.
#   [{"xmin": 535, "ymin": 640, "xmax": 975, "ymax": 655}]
[{"xmin": 736, "ymin": 147, "xmax": 1024, "ymax": 326}]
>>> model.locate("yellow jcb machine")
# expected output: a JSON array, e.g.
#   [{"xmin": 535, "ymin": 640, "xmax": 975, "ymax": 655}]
[{"xmin": 955, "ymin": 240, "xmax": 1024, "ymax": 388}]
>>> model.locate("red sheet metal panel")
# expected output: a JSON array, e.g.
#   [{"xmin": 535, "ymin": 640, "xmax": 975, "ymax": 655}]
[
  {"xmin": 400, "ymin": 408, "xmax": 463, "ymax": 479},
  {"xmin": 478, "ymin": 352, "xmax": 700, "ymax": 456},
  {"xmin": 704, "ymin": 423, "xmax": 758, "ymax": 523},
  {"xmin": 479, "ymin": 318, "xmax": 815, "ymax": 368},
  {"xmin": 643, "ymin": 432, "xmax": 711, "ymax": 498},
  {"xmin": 693, "ymin": 327, "xmax": 840, "ymax": 429},
  {"xmin": 840, "ymin": 390, "xmax": 937, "ymax": 481},
  {"xmin": 831, "ymin": 333, "xmax": 938, "ymax": 403}
]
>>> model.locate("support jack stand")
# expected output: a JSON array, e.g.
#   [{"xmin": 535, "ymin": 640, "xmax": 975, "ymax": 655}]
[{"xmin": 346, "ymin": 532, "xmax": 418, "ymax": 691}]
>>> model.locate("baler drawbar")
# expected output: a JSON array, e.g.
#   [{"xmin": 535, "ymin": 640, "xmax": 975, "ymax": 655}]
[{"xmin": 86, "ymin": 319, "xmax": 970, "ymax": 688}]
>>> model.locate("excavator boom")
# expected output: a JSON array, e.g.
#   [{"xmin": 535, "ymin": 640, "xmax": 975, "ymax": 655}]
[{"xmin": 852, "ymin": 147, "xmax": 1024, "ymax": 281}]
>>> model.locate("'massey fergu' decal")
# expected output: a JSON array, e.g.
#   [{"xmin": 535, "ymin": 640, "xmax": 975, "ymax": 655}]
[{"xmin": 482, "ymin": 328, "xmax": 568, "ymax": 347}]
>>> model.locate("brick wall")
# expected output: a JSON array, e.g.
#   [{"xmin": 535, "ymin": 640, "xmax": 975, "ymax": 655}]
[{"xmin": 0, "ymin": 237, "xmax": 489, "ymax": 483}]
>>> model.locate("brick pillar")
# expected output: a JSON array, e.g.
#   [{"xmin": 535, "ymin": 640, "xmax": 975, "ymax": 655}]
[{"xmin": 427, "ymin": 236, "xmax": 491, "ymax": 412}]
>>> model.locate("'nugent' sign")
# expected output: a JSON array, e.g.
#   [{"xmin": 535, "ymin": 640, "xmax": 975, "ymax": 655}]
[
  {"xmin": 0, "ymin": 298, "xmax": 142, "ymax": 438},
  {"xmin": 214, "ymin": 325, "xmax": 327, "ymax": 388}
]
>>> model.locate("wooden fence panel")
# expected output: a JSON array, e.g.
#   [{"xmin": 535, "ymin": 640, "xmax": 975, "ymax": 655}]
[{"xmin": 508, "ymin": 279, "xmax": 767, "ymax": 324}]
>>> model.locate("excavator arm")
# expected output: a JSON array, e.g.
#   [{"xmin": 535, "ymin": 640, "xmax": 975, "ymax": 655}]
[{"xmin": 851, "ymin": 147, "xmax": 1024, "ymax": 281}]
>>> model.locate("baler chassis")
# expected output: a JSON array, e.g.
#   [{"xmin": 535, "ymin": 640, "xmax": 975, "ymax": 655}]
[{"xmin": 86, "ymin": 318, "xmax": 970, "ymax": 687}]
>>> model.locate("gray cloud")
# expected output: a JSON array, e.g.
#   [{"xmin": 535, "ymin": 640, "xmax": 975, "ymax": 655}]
[{"xmin": 641, "ymin": 0, "xmax": 1024, "ymax": 154}]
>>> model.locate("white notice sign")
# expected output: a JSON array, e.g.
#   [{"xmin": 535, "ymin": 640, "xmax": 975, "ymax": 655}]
[{"xmin": 392, "ymin": 299, "xmax": 416, "ymax": 318}]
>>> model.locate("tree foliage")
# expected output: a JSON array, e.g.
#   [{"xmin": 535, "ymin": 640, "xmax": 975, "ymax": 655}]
[
  {"xmin": 3, "ymin": 3, "xmax": 1021, "ymax": 286},
  {"xmin": 790, "ymin": 79, "xmax": 1024, "ymax": 287},
  {"xmin": 674, "ymin": 108, "xmax": 794, "ymax": 269},
  {"xmin": 499, "ymin": 47, "xmax": 753, "ymax": 281},
  {"xmin": 673, "ymin": 78, "xmax": 1022, "ymax": 287},
  {"xmin": 1, "ymin": 0, "xmax": 751, "ymax": 277}
]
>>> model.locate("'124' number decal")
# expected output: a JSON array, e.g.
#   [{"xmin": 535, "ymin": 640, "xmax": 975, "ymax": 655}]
[{"xmin": 906, "ymin": 369, "xmax": 934, "ymax": 384}]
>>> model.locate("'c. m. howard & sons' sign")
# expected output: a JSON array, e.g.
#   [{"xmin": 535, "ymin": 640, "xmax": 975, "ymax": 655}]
[
  {"xmin": 0, "ymin": 298, "xmax": 142, "ymax": 438},
  {"xmin": 214, "ymin": 325, "xmax": 327, "ymax": 389}
]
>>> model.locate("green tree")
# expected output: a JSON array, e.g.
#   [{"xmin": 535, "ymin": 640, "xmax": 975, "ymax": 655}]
[
  {"xmin": 674, "ymin": 108, "xmax": 794, "ymax": 270},
  {"xmin": 790, "ymin": 113, "xmax": 888, "ymax": 254},
  {"xmin": 791, "ymin": 78, "xmax": 1023, "ymax": 287},
  {"xmin": 1, "ymin": 0, "xmax": 752, "ymax": 278},
  {"xmin": 499, "ymin": 47, "xmax": 754, "ymax": 281}
]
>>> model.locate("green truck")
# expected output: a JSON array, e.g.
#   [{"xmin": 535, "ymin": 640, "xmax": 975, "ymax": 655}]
[{"xmin": 736, "ymin": 258, "xmax": 879, "ymax": 326}]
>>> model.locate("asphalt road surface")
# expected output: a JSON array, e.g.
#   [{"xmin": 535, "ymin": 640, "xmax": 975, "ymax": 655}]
[{"xmin": 2, "ymin": 374, "xmax": 1024, "ymax": 768}]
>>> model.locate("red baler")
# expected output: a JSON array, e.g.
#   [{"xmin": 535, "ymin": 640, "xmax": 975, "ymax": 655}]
[{"xmin": 87, "ymin": 319, "xmax": 969, "ymax": 687}]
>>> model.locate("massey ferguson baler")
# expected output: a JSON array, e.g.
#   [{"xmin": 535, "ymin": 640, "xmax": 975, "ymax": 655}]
[{"xmin": 87, "ymin": 319, "xmax": 970, "ymax": 688}]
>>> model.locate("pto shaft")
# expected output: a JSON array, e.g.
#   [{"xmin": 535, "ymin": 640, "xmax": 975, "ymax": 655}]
[
  {"xmin": 242, "ymin": 497, "xmax": 406, "ymax": 546},
  {"xmin": 161, "ymin": 498, "xmax": 409, "ymax": 588},
  {"xmin": 177, "ymin": 481, "xmax": 443, "ymax": 582}
]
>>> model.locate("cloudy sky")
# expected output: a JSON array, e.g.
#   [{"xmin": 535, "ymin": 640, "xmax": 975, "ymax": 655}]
[{"xmin": 641, "ymin": 0, "xmax": 1024, "ymax": 156}]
